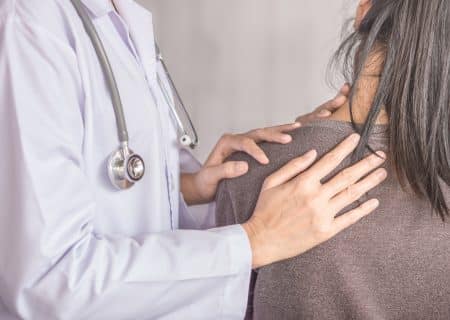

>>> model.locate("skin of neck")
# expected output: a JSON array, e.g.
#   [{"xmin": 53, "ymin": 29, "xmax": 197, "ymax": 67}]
[{"xmin": 330, "ymin": 50, "xmax": 389, "ymax": 125}]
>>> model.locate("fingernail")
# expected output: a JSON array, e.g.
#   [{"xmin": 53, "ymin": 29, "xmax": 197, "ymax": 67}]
[
  {"xmin": 318, "ymin": 110, "xmax": 332, "ymax": 117},
  {"xmin": 364, "ymin": 199, "xmax": 380, "ymax": 210},
  {"xmin": 236, "ymin": 162, "xmax": 249, "ymax": 173},
  {"xmin": 260, "ymin": 155, "xmax": 270, "ymax": 164},
  {"xmin": 376, "ymin": 151, "xmax": 386, "ymax": 159},
  {"xmin": 282, "ymin": 135, "xmax": 293, "ymax": 143},
  {"xmin": 305, "ymin": 149, "xmax": 318, "ymax": 160},
  {"xmin": 349, "ymin": 133, "xmax": 361, "ymax": 143},
  {"xmin": 342, "ymin": 83, "xmax": 351, "ymax": 92},
  {"xmin": 376, "ymin": 169, "xmax": 388, "ymax": 179},
  {"xmin": 369, "ymin": 153, "xmax": 386, "ymax": 166},
  {"xmin": 293, "ymin": 122, "xmax": 302, "ymax": 128}
]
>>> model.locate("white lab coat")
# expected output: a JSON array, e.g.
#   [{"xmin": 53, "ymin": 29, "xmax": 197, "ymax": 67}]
[{"xmin": 0, "ymin": 0, "xmax": 251, "ymax": 319}]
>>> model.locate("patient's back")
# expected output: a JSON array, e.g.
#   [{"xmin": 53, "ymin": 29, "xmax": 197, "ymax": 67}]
[{"xmin": 216, "ymin": 119, "xmax": 450, "ymax": 320}]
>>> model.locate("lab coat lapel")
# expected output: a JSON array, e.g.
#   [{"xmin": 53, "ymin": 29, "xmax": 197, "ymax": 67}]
[{"xmin": 113, "ymin": 0, "xmax": 157, "ymax": 84}]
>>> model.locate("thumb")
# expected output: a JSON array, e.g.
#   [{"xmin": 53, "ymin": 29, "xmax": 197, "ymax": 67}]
[{"xmin": 204, "ymin": 161, "xmax": 249, "ymax": 184}]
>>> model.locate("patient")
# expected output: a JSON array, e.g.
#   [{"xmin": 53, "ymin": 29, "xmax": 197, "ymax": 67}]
[{"xmin": 216, "ymin": 0, "xmax": 450, "ymax": 319}]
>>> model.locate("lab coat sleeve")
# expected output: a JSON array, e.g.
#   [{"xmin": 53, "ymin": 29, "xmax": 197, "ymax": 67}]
[{"xmin": 0, "ymin": 14, "xmax": 251, "ymax": 320}]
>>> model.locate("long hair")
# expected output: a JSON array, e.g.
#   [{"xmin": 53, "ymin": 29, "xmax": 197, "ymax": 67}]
[{"xmin": 333, "ymin": 0, "xmax": 450, "ymax": 220}]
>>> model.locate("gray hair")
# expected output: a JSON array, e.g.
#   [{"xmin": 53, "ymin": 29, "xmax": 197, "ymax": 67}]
[{"xmin": 333, "ymin": 0, "xmax": 450, "ymax": 220}]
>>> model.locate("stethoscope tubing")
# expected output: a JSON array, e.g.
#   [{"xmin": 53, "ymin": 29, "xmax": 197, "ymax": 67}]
[
  {"xmin": 155, "ymin": 44, "xmax": 199, "ymax": 148},
  {"xmin": 71, "ymin": 0, "xmax": 198, "ymax": 149},
  {"xmin": 70, "ymin": 0, "xmax": 129, "ymax": 144},
  {"xmin": 71, "ymin": 0, "xmax": 198, "ymax": 189}
]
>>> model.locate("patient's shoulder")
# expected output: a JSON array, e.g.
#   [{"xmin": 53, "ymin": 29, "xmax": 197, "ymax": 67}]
[
  {"xmin": 287, "ymin": 120, "xmax": 356, "ymax": 158},
  {"xmin": 230, "ymin": 119, "xmax": 356, "ymax": 174},
  {"xmin": 216, "ymin": 120, "xmax": 356, "ymax": 225}
]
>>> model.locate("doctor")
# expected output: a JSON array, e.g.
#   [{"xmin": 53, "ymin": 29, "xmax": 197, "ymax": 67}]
[{"xmin": 0, "ymin": 0, "xmax": 387, "ymax": 319}]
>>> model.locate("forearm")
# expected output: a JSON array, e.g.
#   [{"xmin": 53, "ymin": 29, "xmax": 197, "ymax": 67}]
[{"xmin": 4, "ymin": 225, "xmax": 252, "ymax": 319}]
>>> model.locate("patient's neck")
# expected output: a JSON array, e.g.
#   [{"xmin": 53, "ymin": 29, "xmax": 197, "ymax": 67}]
[{"xmin": 330, "ymin": 54, "xmax": 389, "ymax": 125}]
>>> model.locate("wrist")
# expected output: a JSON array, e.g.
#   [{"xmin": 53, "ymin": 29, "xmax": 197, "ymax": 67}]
[{"xmin": 242, "ymin": 220, "xmax": 269, "ymax": 269}]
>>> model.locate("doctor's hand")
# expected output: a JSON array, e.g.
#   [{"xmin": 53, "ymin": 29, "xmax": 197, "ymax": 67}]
[
  {"xmin": 181, "ymin": 123, "xmax": 302, "ymax": 205},
  {"xmin": 295, "ymin": 83, "xmax": 351, "ymax": 124},
  {"xmin": 242, "ymin": 133, "xmax": 387, "ymax": 269}
]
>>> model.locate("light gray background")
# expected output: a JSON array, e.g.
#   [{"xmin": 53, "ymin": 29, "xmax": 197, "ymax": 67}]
[{"xmin": 138, "ymin": 0, "xmax": 356, "ymax": 160}]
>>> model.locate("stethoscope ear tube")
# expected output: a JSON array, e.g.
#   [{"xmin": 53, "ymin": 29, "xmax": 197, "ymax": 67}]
[{"xmin": 155, "ymin": 44, "xmax": 199, "ymax": 149}]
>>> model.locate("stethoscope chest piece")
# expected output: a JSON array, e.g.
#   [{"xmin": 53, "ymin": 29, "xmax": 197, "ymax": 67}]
[{"xmin": 108, "ymin": 143, "xmax": 145, "ymax": 190}]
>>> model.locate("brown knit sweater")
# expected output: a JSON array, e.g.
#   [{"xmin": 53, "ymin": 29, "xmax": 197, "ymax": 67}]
[{"xmin": 215, "ymin": 119, "xmax": 450, "ymax": 320}]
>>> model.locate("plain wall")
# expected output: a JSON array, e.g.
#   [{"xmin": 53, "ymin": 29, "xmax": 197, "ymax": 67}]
[{"xmin": 138, "ymin": 0, "xmax": 356, "ymax": 160}]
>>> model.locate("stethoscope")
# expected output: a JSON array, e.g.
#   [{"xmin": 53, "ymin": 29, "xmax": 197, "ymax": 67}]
[{"xmin": 70, "ymin": 0, "xmax": 198, "ymax": 190}]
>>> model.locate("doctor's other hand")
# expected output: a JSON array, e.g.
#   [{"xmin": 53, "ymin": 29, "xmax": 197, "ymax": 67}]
[
  {"xmin": 242, "ymin": 133, "xmax": 387, "ymax": 269},
  {"xmin": 295, "ymin": 83, "xmax": 351, "ymax": 124},
  {"xmin": 181, "ymin": 123, "xmax": 302, "ymax": 205}
]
